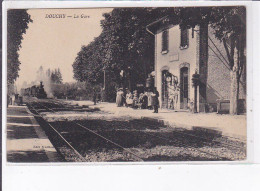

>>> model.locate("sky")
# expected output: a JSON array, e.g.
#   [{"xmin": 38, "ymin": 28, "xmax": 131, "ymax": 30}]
[{"xmin": 17, "ymin": 8, "xmax": 113, "ymax": 87}]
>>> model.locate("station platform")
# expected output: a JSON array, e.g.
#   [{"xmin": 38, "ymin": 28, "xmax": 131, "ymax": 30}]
[
  {"xmin": 6, "ymin": 105, "xmax": 63, "ymax": 162},
  {"xmin": 96, "ymin": 103, "xmax": 247, "ymax": 141},
  {"xmin": 65, "ymin": 100, "xmax": 246, "ymax": 141}
]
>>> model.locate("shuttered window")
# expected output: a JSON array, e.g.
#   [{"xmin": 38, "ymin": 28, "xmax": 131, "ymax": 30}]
[
  {"xmin": 180, "ymin": 28, "xmax": 188, "ymax": 49},
  {"xmin": 162, "ymin": 30, "xmax": 168, "ymax": 53}
]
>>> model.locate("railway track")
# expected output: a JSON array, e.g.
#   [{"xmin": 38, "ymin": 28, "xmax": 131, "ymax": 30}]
[
  {"xmin": 26, "ymin": 98, "xmax": 246, "ymax": 162},
  {"xmin": 27, "ymin": 102, "xmax": 87, "ymax": 162},
  {"xmin": 28, "ymin": 99, "xmax": 144, "ymax": 162}
]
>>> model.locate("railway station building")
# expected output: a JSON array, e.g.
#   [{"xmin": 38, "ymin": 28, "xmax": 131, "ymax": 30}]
[{"xmin": 146, "ymin": 16, "xmax": 246, "ymax": 113}]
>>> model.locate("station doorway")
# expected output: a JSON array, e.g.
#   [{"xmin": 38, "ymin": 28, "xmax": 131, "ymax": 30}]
[{"xmin": 161, "ymin": 70, "xmax": 169, "ymax": 109}]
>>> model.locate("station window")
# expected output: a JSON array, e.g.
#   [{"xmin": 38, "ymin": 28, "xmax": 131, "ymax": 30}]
[
  {"xmin": 180, "ymin": 28, "xmax": 189, "ymax": 49},
  {"xmin": 161, "ymin": 30, "xmax": 169, "ymax": 54}
]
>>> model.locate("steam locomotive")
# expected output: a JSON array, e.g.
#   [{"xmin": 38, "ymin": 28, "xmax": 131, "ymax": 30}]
[{"xmin": 21, "ymin": 81, "xmax": 47, "ymax": 99}]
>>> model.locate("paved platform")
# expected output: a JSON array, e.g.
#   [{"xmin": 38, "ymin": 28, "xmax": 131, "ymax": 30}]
[
  {"xmin": 6, "ymin": 105, "xmax": 63, "ymax": 162},
  {"xmin": 65, "ymin": 100, "xmax": 246, "ymax": 141}
]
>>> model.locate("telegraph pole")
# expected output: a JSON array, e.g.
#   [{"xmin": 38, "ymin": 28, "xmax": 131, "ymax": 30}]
[
  {"xmin": 103, "ymin": 69, "xmax": 106, "ymax": 90},
  {"xmin": 192, "ymin": 70, "xmax": 200, "ymax": 113}
]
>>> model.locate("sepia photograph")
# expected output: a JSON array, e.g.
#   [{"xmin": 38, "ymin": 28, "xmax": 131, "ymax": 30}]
[{"xmin": 6, "ymin": 6, "xmax": 247, "ymax": 163}]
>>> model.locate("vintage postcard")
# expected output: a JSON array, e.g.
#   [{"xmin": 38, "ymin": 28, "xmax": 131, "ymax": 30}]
[{"xmin": 4, "ymin": 5, "xmax": 248, "ymax": 163}]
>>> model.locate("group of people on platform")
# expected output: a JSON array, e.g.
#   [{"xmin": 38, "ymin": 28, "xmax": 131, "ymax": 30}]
[{"xmin": 116, "ymin": 87, "xmax": 159, "ymax": 113}]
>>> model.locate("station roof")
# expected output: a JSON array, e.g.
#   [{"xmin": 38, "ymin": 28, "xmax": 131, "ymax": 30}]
[{"xmin": 146, "ymin": 15, "xmax": 180, "ymax": 35}]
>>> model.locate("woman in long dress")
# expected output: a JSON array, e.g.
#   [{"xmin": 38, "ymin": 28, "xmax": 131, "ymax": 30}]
[
  {"xmin": 116, "ymin": 88, "xmax": 124, "ymax": 107},
  {"xmin": 126, "ymin": 91, "xmax": 133, "ymax": 107},
  {"xmin": 145, "ymin": 90, "xmax": 153, "ymax": 110},
  {"xmin": 132, "ymin": 90, "xmax": 138, "ymax": 108}
]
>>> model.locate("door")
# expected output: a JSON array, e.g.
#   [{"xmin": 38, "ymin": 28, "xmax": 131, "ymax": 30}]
[
  {"xmin": 180, "ymin": 67, "xmax": 189, "ymax": 109},
  {"xmin": 161, "ymin": 70, "xmax": 168, "ymax": 108}
]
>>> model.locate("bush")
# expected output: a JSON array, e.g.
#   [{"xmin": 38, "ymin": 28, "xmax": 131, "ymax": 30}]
[{"xmin": 51, "ymin": 82, "xmax": 103, "ymax": 101}]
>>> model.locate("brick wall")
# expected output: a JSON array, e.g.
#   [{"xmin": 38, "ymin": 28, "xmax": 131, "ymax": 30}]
[
  {"xmin": 207, "ymin": 26, "xmax": 246, "ymax": 111},
  {"xmin": 153, "ymin": 23, "xmax": 246, "ymax": 112}
]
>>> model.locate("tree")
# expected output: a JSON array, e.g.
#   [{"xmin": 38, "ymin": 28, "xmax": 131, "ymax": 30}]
[
  {"xmin": 56, "ymin": 68, "xmax": 63, "ymax": 84},
  {"xmin": 46, "ymin": 68, "xmax": 51, "ymax": 78},
  {"xmin": 100, "ymin": 8, "xmax": 176, "ymax": 89},
  {"xmin": 73, "ymin": 8, "xmax": 176, "ymax": 93},
  {"xmin": 50, "ymin": 68, "xmax": 63, "ymax": 84},
  {"xmin": 73, "ymin": 39, "xmax": 104, "ymax": 84},
  {"xmin": 177, "ymin": 6, "xmax": 246, "ymax": 114},
  {"xmin": 7, "ymin": 9, "xmax": 32, "ymax": 89}
]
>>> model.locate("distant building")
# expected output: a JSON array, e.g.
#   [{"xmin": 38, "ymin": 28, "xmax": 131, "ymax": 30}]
[{"xmin": 147, "ymin": 16, "xmax": 246, "ymax": 112}]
